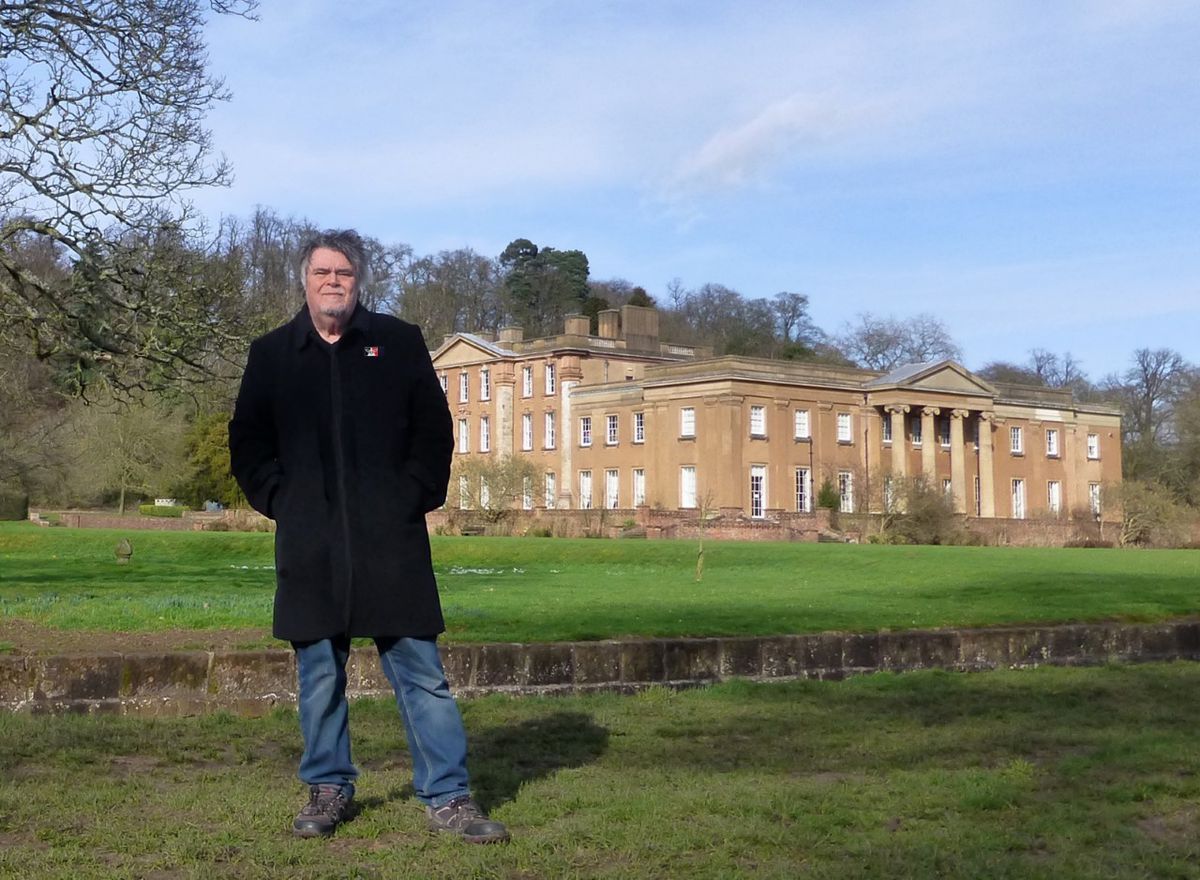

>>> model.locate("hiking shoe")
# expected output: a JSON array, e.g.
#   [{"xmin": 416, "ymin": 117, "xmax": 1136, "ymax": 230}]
[
  {"xmin": 292, "ymin": 784, "xmax": 352, "ymax": 838},
  {"xmin": 426, "ymin": 796, "xmax": 510, "ymax": 844}
]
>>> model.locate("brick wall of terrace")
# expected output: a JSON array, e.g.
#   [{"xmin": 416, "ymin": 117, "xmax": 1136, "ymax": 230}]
[{"xmin": 2, "ymin": 620, "xmax": 1197, "ymax": 716}]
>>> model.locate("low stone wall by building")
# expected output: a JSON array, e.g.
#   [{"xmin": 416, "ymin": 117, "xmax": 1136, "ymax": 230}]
[{"xmin": 2, "ymin": 619, "xmax": 1197, "ymax": 716}]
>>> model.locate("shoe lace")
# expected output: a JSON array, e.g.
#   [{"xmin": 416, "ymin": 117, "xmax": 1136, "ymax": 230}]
[{"xmin": 303, "ymin": 784, "xmax": 346, "ymax": 818}]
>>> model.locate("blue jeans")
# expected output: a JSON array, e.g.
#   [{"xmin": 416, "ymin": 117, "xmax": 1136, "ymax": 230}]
[{"xmin": 293, "ymin": 635, "xmax": 471, "ymax": 807}]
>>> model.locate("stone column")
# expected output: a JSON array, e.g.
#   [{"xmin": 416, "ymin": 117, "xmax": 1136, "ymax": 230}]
[
  {"xmin": 558, "ymin": 356, "xmax": 583, "ymax": 509},
  {"xmin": 885, "ymin": 405, "xmax": 910, "ymax": 480},
  {"xmin": 949, "ymin": 409, "xmax": 969, "ymax": 514},
  {"xmin": 920, "ymin": 406, "xmax": 940, "ymax": 480},
  {"xmin": 494, "ymin": 363, "xmax": 515, "ymax": 457},
  {"xmin": 978, "ymin": 412, "xmax": 995, "ymax": 517}
]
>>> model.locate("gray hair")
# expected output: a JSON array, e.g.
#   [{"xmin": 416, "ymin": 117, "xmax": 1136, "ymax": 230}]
[{"xmin": 298, "ymin": 229, "xmax": 369, "ymax": 291}]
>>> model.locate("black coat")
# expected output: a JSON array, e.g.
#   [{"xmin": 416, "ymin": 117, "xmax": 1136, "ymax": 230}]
[{"xmin": 228, "ymin": 305, "xmax": 453, "ymax": 641}]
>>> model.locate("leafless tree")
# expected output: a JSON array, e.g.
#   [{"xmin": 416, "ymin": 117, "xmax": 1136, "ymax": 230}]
[{"xmin": 0, "ymin": 0, "xmax": 258, "ymax": 394}]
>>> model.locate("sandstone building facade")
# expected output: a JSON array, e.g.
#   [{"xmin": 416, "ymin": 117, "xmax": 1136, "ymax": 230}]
[{"xmin": 431, "ymin": 306, "xmax": 1122, "ymax": 524}]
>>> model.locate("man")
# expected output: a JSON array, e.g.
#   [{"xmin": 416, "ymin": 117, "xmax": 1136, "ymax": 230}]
[{"xmin": 229, "ymin": 229, "xmax": 509, "ymax": 844}]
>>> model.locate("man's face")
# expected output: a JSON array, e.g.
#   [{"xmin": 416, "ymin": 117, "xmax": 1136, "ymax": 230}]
[{"xmin": 305, "ymin": 247, "xmax": 358, "ymax": 320}]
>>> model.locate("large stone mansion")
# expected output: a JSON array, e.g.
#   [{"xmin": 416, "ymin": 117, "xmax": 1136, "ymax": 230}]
[{"xmin": 431, "ymin": 305, "xmax": 1122, "ymax": 523}]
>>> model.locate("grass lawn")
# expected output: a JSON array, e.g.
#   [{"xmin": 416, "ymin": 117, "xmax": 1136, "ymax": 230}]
[
  {"xmin": 0, "ymin": 663, "xmax": 1197, "ymax": 879},
  {"xmin": 1, "ymin": 521, "xmax": 1199, "ymax": 643}
]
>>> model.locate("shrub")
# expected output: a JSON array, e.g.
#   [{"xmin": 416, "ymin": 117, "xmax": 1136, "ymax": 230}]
[
  {"xmin": 816, "ymin": 479, "xmax": 840, "ymax": 510},
  {"xmin": 0, "ymin": 491, "xmax": 28, "ymax": 521},
  {"xmin": 138, "ymin": 504, "xmax": 185, "ymax": 518},
  {"xmin": 883, "ymin": 477, "xmax": 964, "ymax": 546}
]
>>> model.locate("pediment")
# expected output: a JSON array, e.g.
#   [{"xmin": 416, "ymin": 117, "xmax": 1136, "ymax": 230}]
[
  {"xmin": 865, "ymin": 360, "xmax": 997, "ymax": 397},
  {"xmin": 431, "ymin": 335, "xmax": 508, "ymax": 367}
]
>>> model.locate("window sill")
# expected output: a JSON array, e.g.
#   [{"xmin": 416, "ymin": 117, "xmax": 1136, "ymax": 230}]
[
  {"xmin": 794, "ymin": 436, "xmax": 812, "ymax": 442},
  {"xmin": 837, "ymin": 440, "xmax": 853, "ymax": 446}
]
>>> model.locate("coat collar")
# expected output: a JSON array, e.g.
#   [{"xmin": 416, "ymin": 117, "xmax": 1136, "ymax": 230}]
[{"xmin": 288, "ymin": 303, "xmax": 373, "ymax": 350}]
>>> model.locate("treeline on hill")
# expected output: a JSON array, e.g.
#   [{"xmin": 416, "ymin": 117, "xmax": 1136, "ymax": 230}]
[{"xmin": 1, "ymin": 208, "xmax": 1197, "ymax": 542}]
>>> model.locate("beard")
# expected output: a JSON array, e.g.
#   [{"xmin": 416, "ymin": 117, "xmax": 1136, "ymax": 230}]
[{"xmin": 319, "ymin": 302, "xmax": 351, "ymax": 319}]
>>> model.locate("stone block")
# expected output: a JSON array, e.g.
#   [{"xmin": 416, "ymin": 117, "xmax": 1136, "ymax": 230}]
[
  {"xmin": 524, "ymin": 644, "xmax": 573, "ymax": 686},
  {"xmin": 797, "ymin": 633, "xmax": 844, "ymax": 675},
  {"xmin": 572, "ymin": 642, "xmax": 620, "ymax": 685},
  {"xmin": 1137, "ymin": 619, "xmax": 1185, "ymax": 657},
  {"xmin": 842, "ymin": 633, "xmax": 881, "ymax": 671},
  {"xmin": 440, "ymin": 644, "xmax": 476, "ymax": 690},
  {"xmin": 718, "ymin": 638, "xmax": 761, "ymax": 678},
  {"xmin": 208, "ymin": 650, "xmax": 295, "ymax": 699},
  {"xmin": 0, "ymin": 655, "xmax": 32, "ymax": 704},
  {"xmin": 958, "ymin": 628, "xmax": 1013, "ymax": 670},
  {"xmin": 879, "ymin": 631, "xmax": 959, "ymax": 671},
  {"xmin": 34, "ymin": 654, "xmax": 123, "ymax": 701},
  {"xmin": 1047, "ymin": 625, "xmax": 1104, "ymax": 665},
  {"xmin": 474, "ymin": 644, "xmax": 525, "ymax": 688},
  {"xmin": 120, "ymin": 653, "xmax": 210, "ymax": 697},
  {"xmin": 347, "ymin": 647, "xmax": 390, "ymax": 695},
  {"xmin": 1174, "ymin": 621, "xmax": 1200, "ymax": 659},
  {"xmin": 663, "ymin": 639, "xmax": 719, "ymax": 681},
  {"xmin": 1007, "ymin": 628, "xmax": 1052, "ymax": 666},
  {"xmin": 620, "ymin": 640, "xmax": 665, "ymax": 684},
  {"xmin": 759, "ymin": 636, "xmax": 800, "ymax": 678}
]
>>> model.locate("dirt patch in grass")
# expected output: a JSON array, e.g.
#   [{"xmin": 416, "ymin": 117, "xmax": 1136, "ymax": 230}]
[
  {"xmin": 1136, "ymin": 806, "xmax": 1198, "ymax": 846},
  {"xmin": 0, "ymin": 618, "xmax": 274, "ymax": 655}
]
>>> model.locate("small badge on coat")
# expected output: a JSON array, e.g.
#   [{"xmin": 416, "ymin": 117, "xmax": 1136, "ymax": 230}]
[{"xmin": 364, "ymin": 346, "xmax": 382, "ymax": 358}]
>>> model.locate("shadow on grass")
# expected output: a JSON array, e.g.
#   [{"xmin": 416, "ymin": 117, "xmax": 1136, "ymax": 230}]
[
  {"xmin": 350, "ymin": 710, "xmax": 608, "ymax": 817},
  {"xmin": 468, "ymin": 711, "xmax": 609, "ymax": 812}
]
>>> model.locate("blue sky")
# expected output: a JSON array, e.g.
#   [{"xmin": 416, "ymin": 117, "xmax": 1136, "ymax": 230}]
[{"xmin": 196, "ymin": 1, "xmax": 1200, "ymax": 379}]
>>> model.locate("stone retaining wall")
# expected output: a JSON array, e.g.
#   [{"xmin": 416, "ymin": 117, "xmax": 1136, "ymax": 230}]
[{"xmin": 3, "ymin": 619, "xmax": 1198, "ymax": 716}]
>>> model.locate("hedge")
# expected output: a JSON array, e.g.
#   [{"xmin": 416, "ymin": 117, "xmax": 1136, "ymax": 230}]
[
  {"xmin": 0, "ymin": 492, "xmax": 28, "ymax": 521},
  {"xmin": 138, "ymin": 504, "xmax": 186, "ymax": 518}
]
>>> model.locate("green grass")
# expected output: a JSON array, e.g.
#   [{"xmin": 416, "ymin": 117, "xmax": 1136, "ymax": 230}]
[
  {"xmin": 1, "ymin": 663, "xmax": 1198, "ymax": 878},
  {"xmin": 1, "ymin": 521, "xmax": 1199, "ymax": 641}
]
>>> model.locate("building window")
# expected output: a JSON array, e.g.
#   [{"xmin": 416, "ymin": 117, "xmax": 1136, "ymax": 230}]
[
  {"xmin": 882, "ymin": 413, "xmax": 892, "ymax": 444},
  {"xmin": 1089, "ymin": 482, "xmax": 1101, "ymax": 516},
  {"xmin": 749, "ymin": 465, "xmax": 766, "ymax": 518},
  {"xmin": 479, "ymin": 415, "xmax": 490, "ymax": 453},
  {"xmin": 458, "ymin": 475, "xmax": 470, "ymax": 509},
  {"xmin": 837, "ymin": 412, "xmax": 852, "ymax": 443},
  {"xmin": 680, "ymin": 466, "xmax": 697, "ymax": 508},
  {"xmin": 544, "ymin": 412, "xmax": 556, "ymax": 449},
  {"xmin": 479, "ymin": 367, "xmax": 490, "ymax": 401},
  {"xmin": 605, "ymin": 469, "xmax": 619, "ymax": 509},
  {"xmin": 973, "ymin": 419, "xmax": 980, "ymax": 450},
  {"xmin": 680, "ymin": 407, "xmax": 696, "ymax": 438},
  {"xmin": 1047, "ymin": 480, "xmax": 1062, "ymax": 515},
  {"xmin": 522, "ymin": 477, "xmax": 533, "ymax": 510},
  {"xmin": 580, "ymin": 416, "xmax": 592, "ymax": 447},
  {"xmin": 545, "ymin": 363, "xmax": 556, "ymax": 396},
  {"xmin": 795, "ymin": 467, "xmax": 811, "ymax": 513},
  {"xmin": 606, "ymin": 414, "xmax": 619, "ymax": 446},
  {"xmin": 633, "ymin": 468, "xmax": 646, "ymax": 507},
  {"xmin": 545, "ymin": 472, "xmax": 557, "ymax": 509},
  {"xmin": 942, "ymin": 478, "xmax": 952, "ymax": 496},
  {"xmin": 838, "ymin": 470, "xmax": 853, "ymax": 512},
  {"xmin": 522, "ymin": 366, "xmax": 533, "ymax": 398},
  {"xmin": 633, "ymin": 411, "xmax": 645, "ymax": 443},
  {"xmin": 1011, "ymin": 478, "xmax": 1026, "ymax": 519},
  {"xmin": 479, "ymin": 477, "xmax": 490, "ymax": 508},
  {"xmin": 1046, "ymin": 428, "xmax": 1059, "ymax": 457},
  {"xmin": 911, "ymin": 417, "xmax": 922, "ymax": 446},
  {"xmin": 521, "ymin": 413, "xmax": 533, "ymax": 451},
  {"xmin": 438, "ymin": 373, "xmax": 448, "ymax": 395},
  {"xmin": 578, "ymin": 470, "xmax": 593, "ymax": 510},
  {"xmin": 1087, "ymin": 433, "xmax": 1100, "ymax": 460},
  {"xmin": 794, "ymin": 409, "xmax": 810, "ymax": 440},
  {"xmin": 750, "ymin": 405, "xmax": 766, "ymax": 437},
  {"xmin": 974, "ymin": 476, "xmax": 981, "ymax": 516},
  {"xmin": 938, "ymin": 417, "xmax": 950, "ymax": 448},
  {"xmin": 1010, "ymin": 426, "xmax": 1024, "ymax": 455},
  {"xmin": 458, "ymin": 371, "xmax": 469, "ymax": 404},
  {"xmin": 457, "ymin": 418, "xmax": 469, "ymax": 453}
]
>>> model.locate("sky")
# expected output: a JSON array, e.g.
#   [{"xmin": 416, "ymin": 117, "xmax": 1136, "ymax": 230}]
[{"xmin": 195, "ymin": 0, "xmax": 1200, "ymax": 379}]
